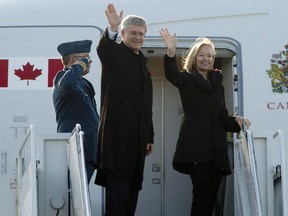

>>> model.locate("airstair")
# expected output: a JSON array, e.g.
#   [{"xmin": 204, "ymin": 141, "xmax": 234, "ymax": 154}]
[
  {"xmin": 220, "ymin": 125, "xmax": 288, "ymax": 216},
  {"xmin": 16, "ymin": 124, "xmax": 92, "ymax": 216},
  {"xmin": 234, "ymin": 125, "xmax": 263, "ymax": 216},
  {"xmin": 15, "ymin": 124, "xmax": 287, "ymax": 216}
]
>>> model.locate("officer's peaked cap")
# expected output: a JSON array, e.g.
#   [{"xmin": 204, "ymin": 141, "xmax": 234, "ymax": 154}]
[{"xmin": 57, "ymin": 40, "xmax": 92, "ymax": 56}]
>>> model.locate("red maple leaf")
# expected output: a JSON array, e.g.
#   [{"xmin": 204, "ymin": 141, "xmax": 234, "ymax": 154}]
[{"xmin": 14, "ymin": 62, "xmax": 42, "ymax": 85}]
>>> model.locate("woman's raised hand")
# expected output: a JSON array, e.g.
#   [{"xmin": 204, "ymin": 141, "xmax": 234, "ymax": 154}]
[{"xmin": 159, "ymin": 28, "xmax": 176, "ymax": 57}]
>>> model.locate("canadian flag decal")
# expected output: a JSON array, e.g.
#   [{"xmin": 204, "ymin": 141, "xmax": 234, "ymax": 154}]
[
  {"xmin": 48, "ymin": 59, "xmax": 63, "ymax": 87},
  {"xmin": 14, "ymin": 62, "xmax": 42, "ymax": 85},
  {"xmin": 0, "ymin": 58, "xmax": 62, "ymax": 89},
  {"xmin": 0, "ymin": 59, "xmax": 8, "ymax": 87}
]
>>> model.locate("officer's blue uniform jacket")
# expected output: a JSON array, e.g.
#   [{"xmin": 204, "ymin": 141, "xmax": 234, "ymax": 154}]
[{"xmin": 52, "ymin": 64, "xmax": 99, "ymax": 164}]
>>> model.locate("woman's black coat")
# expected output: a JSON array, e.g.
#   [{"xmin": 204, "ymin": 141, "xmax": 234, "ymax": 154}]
[
  {"xmin": 164, "ymin": 55, "xmax": 240, "ymax": 175},
  {"xmin": 95, "ymin": 29, "xmax": 154, "ymax": 190}
]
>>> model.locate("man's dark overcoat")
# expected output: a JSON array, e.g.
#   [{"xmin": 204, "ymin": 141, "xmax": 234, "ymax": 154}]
[
  {"xmin": 52, "ymin": 64, "xmax": 99, "ymax": 165},
  {"xmin": 95, "ymin": 28, "xmax": 154, "ymax": 190},
  {"xmin": 164, "ymin": 55, "xmax": 240, "ymax": 175}
]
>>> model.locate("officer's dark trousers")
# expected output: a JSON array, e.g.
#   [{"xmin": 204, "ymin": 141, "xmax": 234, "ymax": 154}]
[
  {"xmin": 105, "ymin": 172, "xmax": 139, "ymax": 216},
  {"xmin": 189, "ymin": 161, "xmax": 223, "ymax": 216}
]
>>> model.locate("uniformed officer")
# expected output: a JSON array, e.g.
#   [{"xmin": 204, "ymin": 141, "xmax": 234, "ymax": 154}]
[{"xmin": 52, "ymin": 40, "xmax": 99, "ymax": 183}]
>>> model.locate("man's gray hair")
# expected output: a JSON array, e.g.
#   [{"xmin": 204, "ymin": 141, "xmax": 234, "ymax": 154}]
[{"xmin": 120, "ymin": 15, "xmax": 147, "ymax": 32}]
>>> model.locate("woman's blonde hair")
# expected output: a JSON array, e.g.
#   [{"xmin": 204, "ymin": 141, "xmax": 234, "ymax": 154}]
[{"xmin": 182, "ymin": 37, "xmax": 216, "ymax": 72}]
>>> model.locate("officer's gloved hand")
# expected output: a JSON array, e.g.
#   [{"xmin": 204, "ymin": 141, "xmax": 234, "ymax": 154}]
[
  {"xmin": 74, "ymin": 57, "xmax": 90, "ymax": 72},
  {"xmin": 79, "ymin": 57, "xmax": 90, "ymax": 67}
]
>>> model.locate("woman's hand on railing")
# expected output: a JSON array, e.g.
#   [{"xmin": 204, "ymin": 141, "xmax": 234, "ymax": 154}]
[{"xmin": 235, "ymin": 116, "xmax": 251, "ymax": 129}]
